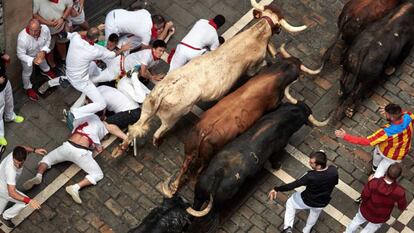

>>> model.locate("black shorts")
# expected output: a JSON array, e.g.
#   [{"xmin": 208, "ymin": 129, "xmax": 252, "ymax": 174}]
[{"xmin": 105, "ymin": 108, "xmax": 141, "ymax": 129}]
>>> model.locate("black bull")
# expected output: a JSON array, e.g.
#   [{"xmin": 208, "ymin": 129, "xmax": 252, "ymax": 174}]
[
  {"xmin": 336, "ymin": 2, "xmax": 414, "ymax": 120},
  {"xmin": 190, "ymin": 102, "xmax": 313, "ymax": 228}
]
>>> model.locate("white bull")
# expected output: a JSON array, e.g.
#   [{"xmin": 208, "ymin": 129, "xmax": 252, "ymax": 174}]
[{"xmin": 113, "ymin": 0, "xmax": 308, "ymax": 156}]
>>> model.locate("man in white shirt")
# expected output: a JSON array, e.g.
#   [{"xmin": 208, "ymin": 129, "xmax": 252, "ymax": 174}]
[
  {"xmin": 0, "ymin": 146, "xmax": 46, "ymax": 227},
  {"xmin": 63, "ymin": 27, "xmax": 130, "ymax": 121},
  {"xmin": 33, "ymin": 0, "xmax": 73, "ymax": 70},
  {"xmin": 104, "ymin": 9, "xmax": 174, "ymax": 51},
  {"xmin": 23, "ymin": 114, "xmax": 107, "ymax": 204},
  {"xmin": 90, "ymin": 39, "xmax": 167, "ymax": 85},
  {"xmin": 69, "ymin": 0, "xmax": 89, "ymax": 30},
  {"xmin": 17, "ymin": 19, "xmax": 57, "ymax": 101},
  {"xmin": 168, "ymin": 15, "xmax": 225, "ymax": 72}
]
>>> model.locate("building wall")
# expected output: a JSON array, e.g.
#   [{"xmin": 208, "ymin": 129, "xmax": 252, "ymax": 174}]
[
  {"xmin": 0, "ymin": 1, "xmax": 4, "ymax": 50},
  {"xmin": 3, "ymin": 0, "xmax": 32, "ymax": 88}
]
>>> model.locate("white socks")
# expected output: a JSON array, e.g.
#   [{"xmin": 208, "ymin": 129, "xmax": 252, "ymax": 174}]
[{"xmin": 73, "ymin": 184, "xmax": 81, "ymax": 191}]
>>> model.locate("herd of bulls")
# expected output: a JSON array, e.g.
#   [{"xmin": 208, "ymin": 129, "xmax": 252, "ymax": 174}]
[{"xmin": 125, "ymin": 0, "xmax": 414, "ymax": 232}]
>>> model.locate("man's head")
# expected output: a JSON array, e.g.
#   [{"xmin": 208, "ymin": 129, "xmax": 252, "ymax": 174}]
[
  {"xmin": 152, "ymin": 40, "xmax": 167, "ymax": 59},
  {"xmin": 86, "ymin": 27, "xmax": 101, "ymax": 43},
  {"xmin": 12, "ymin": 146, "xmax": 27, "ymax": 169},
  {"xmin": 309, "ymin": 151, "xmax": 327, "ymax": 170},
  {"xmin": 213, "ymin": 15, "xmax": 226, "ymax": 28},
  {"xmin": 386, "ymin": 163, "xmax": 402, "ymax": 181},
  {"xmin": 27, "ymin": 18, "xmax": 41, "ymax": 39},
  {"xmin": 384, "ymin": 103, "xmax": 403, "ymax": 123},
  {"xmin": 107, "ymin": 33, "xmax": 119, "ymax": 51},
  {"xmin": 151, "ymin": 15, "xmax": 166, "ymax": 35}
]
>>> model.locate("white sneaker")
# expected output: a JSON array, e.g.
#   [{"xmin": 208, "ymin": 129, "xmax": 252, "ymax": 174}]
[
  {"xmin": 65, "ymin": 185, "xmax": 82, "ymax": 204},
  {"xmin": 22, "ymin": 176, "xmax": 42, "ymax": 190}
]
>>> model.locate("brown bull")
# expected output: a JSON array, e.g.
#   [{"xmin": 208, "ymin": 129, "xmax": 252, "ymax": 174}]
[
  {"xmin": 112, "ymin": 0, "xmax": 309, "ymax": 157},
  {"xmin": 161, "ymin": 45, "xmax": 321, "ymax": 197}
]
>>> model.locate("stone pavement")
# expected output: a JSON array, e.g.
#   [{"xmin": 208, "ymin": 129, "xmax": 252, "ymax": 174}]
[{"xmin": 3, "ymin": 0, "xmax": 414, "ymax": 232}]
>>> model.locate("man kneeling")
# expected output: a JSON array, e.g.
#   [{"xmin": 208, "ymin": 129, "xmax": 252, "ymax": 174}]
[{"xmin": 23, "ymin": 113, "xmax": 108, "ymax": 204}]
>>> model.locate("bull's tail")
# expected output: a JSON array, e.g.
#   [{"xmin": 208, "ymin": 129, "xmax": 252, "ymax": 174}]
[{"xmin": 321, "ymin": 30, "xmax": 341, "ymax": 69}]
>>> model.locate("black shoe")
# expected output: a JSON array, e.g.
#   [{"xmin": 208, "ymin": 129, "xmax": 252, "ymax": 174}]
[
  {"xmin": 281, "ymin": 227, "xmax": 293, "ymax": 233},
  {"xmin": 372, "ymin": 166, "xmax": 377, "ymax": 172},
  {"xmin": 355, "ymin": 196, "xmax": 361, "ymax": 204},
  {"xmin": 0, "ymin": 216, "xmax": 15, "ymax": 228}
]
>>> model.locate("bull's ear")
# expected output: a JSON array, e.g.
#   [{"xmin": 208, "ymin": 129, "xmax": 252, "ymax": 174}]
[{"xmin": 253, "ymin": 9, "xmax": 262, "ymax": 19}]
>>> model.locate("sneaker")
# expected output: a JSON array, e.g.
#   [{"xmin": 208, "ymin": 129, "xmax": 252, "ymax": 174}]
[
  {"xmin": 27, "ymin": 89, "xmax": 39, "ymax": 101},
  {"xmin": 59, "ymin": 76, "xmax": 71, "ymax": 88},
  {"xmin": 13, "ymin": 115, "xmax": 24, "ymax": 123},
  {"xmin": 65, "ymin": 185, "xmax": 82, "ymax": 204},
  {"xmin": 0, "ymin": 137, "xmax": 7, "ymax": 146},
  {"xmin": 40, "ymin": 70, "xmax": 56, "ymax": 80},
  {"xmin": 355, "ymin": 196, "xmax": 361, "ymax": 204},
  {"xmin": 23, "ymin": 176, "xmax": 42, "ymax": 190},
  {"xmin": 372, "ymin": 166, "xmax": 378, "ymax": 172},
  {"xmin": 65, "ymin": 110, "xmax": 75, "ymax": 131},
  {"xmin": 38, "ymin": 81, "xmax": 50, "ymax": 95},
  {"xmin": 281, "ymin": 227, "xmax": 293, "ymax": 233},
  {"xmin": 0, "ymin": 215, "xmax": 15, "ymax": 228}
]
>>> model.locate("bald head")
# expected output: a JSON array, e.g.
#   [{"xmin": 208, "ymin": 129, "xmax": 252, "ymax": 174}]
[
  {"xmin": 86, "ymin": 27, "xmax": 100, "ymax": 41},
  {"xmin": 27, "ymin": 19, "xmax": 41, "ymax": 38}
]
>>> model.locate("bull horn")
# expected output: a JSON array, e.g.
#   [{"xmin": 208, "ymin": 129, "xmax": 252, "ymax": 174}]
[
  {"xmin": 161, "ymin": 175, "xmax": 174, "ymax": 198},
  {"xmin": 300, "ymin": 64, "xmax": 322, "ymax": 75},
  {"xmin": 280, "ymin": 19, "xmax": 307, "ymax": 32},
  {"xmin": 186, "ymin": 194, "xmax": 213, "ymax": 217},
  {"xmin": 267, "ymin": 43, "xmax": 277, "ymax": 58},
  {"xmin": 250, "ymin": 0, "xmax": 264, "ymax": 11},
  {"xmin": 308, "ymin": 114, "xmax": 330, "ymax": 127},
  {"xmin": 284, "ymin": 81, "xmax": 298, "ymax": 104},
  {"xmin": 279, "ymin": 43, "xmax": 291, "ymax": 58}
]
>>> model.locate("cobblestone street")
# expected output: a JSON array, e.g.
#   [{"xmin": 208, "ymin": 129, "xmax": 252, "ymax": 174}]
[{"xmin": 2, "ymin": 0, "xmax": 414, "ymax": 232}]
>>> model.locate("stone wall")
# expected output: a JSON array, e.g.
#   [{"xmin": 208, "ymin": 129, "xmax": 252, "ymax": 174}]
[{"xmin": 0, "ymin": 1, "xmax": 4, "ymax": 50}]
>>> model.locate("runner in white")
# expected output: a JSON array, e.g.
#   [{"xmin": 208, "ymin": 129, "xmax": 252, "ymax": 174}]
[
  {"xmin": 22, "ymin": 114, "xmax": 108, "ymax": 204},
  {"xmin": 0, "ymin": 146, "xmax": 45, "ymax": 227},
  {"xmin": 168, "ymin": 15, "xmax": 225, "ymax": 72},
  {"xmin": 17, "ymin": 19, "xmax": 57, "ymax": 101},
  {"xmin": 69, "ymin": 0, "xmax": 89, "ymax": 30}
]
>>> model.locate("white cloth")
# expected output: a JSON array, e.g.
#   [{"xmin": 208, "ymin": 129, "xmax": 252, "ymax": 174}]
[
  {"xmin": 72, "ymin": 114, "xmax": 108, "ymax": 145},
  {"xmin": 284, "ymin": 192, "xmax": 323, "ymax": 233},
  {"xmin": 21, "ymin": 59, "xmax": 50, "ymax": 90},
  {"xmin": 0, "ymin": 81, "xmax": 16, "ymax": 137},
  {"xmin": 97, "ymin": 85, "xmax": 139, "ymax": 113},
  {"xmin": 66, "ymin": 32, "xmax": 116, "ymax": 88},
  {"xmin": 169, "ymin": 19, "xmax": 219, "ymax": 72},
  {"xmin": 104, "ymin": 9, "xmax": 152, "ymax": 46},
  {"xmin": 372, "ymin": 146, "xmax": 402, "ymax": 178},
  {"xmin": 117, "ymin": 74, "xmax": 150, "ymax": 104},
  {"xmin": 33, "ymin": 0, "xmax": 73, "ymax": 34},
  {"xmin": 40, "ymin": 142, "xmax": 103, "ymax": 185},
  {"xmin": 0, "ymin": 189, "xmax": 27, "ymax": 220},
  {"xmin": 345, "ymin": 208, "xmax": 382, "ymax": 233},
  {"xmin": 69, "ymin": 0, "xmax": 85, "ymax": 25},
  {"xmin": 17, "ymin": 25, "xmax": 51, "ymax": 67}
]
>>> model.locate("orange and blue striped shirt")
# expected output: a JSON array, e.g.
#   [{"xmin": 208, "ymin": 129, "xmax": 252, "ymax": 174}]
[{"xmin": 367, "ymin": 112, "xmax": 414, "ymax": 160}]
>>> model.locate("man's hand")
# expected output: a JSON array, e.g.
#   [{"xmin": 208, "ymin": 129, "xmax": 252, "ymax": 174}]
[
  {"xmin": 97, "ymin": 24, "xmax": 105, "ymax": 31},
  {"xmin": 34, "ymin": 148, "xmax": 47, "ymax": 156},
  {"xmin": 379, "ymin": 106, "xmax": 386, "ymax": 116},
  {"xmin": 1, "ymin": 54, "xmax": 10, "ymax": 64},
  {"xmin": 151, "ymin": 74, "xmax": 164, "ymax": 82},
  {"xmin": 335, "ymin": 128, "xmax": 347, "ymax": 139},
  {"xmin": 28, "ymin": 199, "xmax": 41, "ymax": 209},
  {"xmin": 119, "ymin": 42, "xmax": 132, "ymax": 53},
  {"xmin": 95, "ymin": 145, "xmax": 103, "ymax": 153},
  {"xmin": 54, "ymin": 18, "xmax": 65, "ymax": 29},
  {"xmin": 165, "ymin": 21, "xmax": 174, "ymax": 30},
  {"xmin": 33, "ymin": 54, "xmax": 43, "ymax": 65},
  {"xmin": 268, "ymin": 190, "xmax": 277, "ymax": 201}
]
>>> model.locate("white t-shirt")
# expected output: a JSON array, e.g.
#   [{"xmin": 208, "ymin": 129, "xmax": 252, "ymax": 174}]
[
  {"xmin": 72, "ymin": 114, "xmax": 108, "ymax": 145},
  {"xmin": 17, "ymin": 25, "xmax": 51, "ymax": 66},
  {"xmin": 33, "ymin": 0, "xmax": 73, "ymax": 34},
  {"xmin": 0, "ymin": 153, "xmax": 23, "ymax": 192},
  {"xmin": 181, "ymin": 19, "xmax": 220, "ymax": 50},
  {"xmin": 97, "ymin": 85, "xmax": 139, "ymax": 113},
  {"xmin": 66, "ymin": 32, "xmax": 116, "ymax": 86},
  {"xmin": 109, "ymin": 9, "xmax": 152, "ymax": 46}
]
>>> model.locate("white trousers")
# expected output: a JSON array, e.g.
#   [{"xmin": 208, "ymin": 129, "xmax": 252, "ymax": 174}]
[
  {"xmin": 70, "ymin": 80, "xmax": 106, "ymax": 119},
  {"xmin": 345, "ymin": 208, "xmax": 382, "ymax": 233},
  {"xmin": 372, "ymin": 146, "xmax": 401, "ymax": 178},
  {"xmin": 0, "ymin": 81, "xmax": 16, "ymax": 137},
  {"xmin": 0, "ymin": 189, "xmax": 27, "ymax": 220},
  {"xmin": 117, "ymin": 75, "xmax": 150, "ymax": 104},
  {"xmin": 104, "ymin": 11, "xmax": 118, "ymax": 41},
  {"xmin": 284, "ymin": 192, "xmax": 323, "ymax": 233},
  {"xmin": 40, "ymin": 141, "xmax": 103, "ymax": 185},
  {"xmin": 21, "ymin": 59, "xmax": 50, "ymax": 89},
  {"xmin": 168, "ymin": 44, "xmax": 205, "ymax": 72}
]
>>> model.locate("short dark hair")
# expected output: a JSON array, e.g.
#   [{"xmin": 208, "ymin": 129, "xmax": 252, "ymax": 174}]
[
  {"xmin": 310, "ymin": 151, "xmax": 327, "ymax": 169},
  {"xmin": 385, "ymin": 103, "xmax": 402, "ymax": 117},
  {"xmin": 13, "ymin": 146, "xmax": 27, "ymax": 162},
  {"xmin": 108, "ymin": 33, "xmax": 119, "ymax": 43},
  {"xmin": 386, "ymin": 163, "xmax": 402, "ymax": 181},
  {"xmin": 152, "ymin": 39, "xmax": 167, "ymax": 49},
  {"xmin": 151, "ymin": 15, "xmax": 166, "ymax": 27},
  {"xmin": 86, "ymin": 27, "xmax": 100, "ymax": 41},
  {"xmin": 213, "ymin": 15, "xmax": 226, "ymax": 28}
]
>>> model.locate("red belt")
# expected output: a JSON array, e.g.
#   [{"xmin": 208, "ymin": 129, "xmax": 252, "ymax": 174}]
[
  {"xmin": 179, "ymin": 42, "xmax": 201, "ymax": 50},
  {"xmin": 72, "ymin": 122, "xmax": 94, "ymax": 148},
  {"xmin": 119, "ymin": 55, "xmax": 126, "ymax": 76}
]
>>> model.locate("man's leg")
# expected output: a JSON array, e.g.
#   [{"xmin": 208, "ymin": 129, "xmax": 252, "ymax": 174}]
[
  {"xmin": 283, "ymin": 192, "xmax": 304, "ymax": 231},
  {"xmin": 46, "ymin": 36, "xmax": 57, "ymax": 69},
  {"xmin": 71, "ymin": 81, "xmax": 106, "ymax": 119},
  {"xmin": 21, "ymin": 62, "xmax": 33, "ymax": 91},
  {"xmin": 372, "ymin": 146, "xmax": 383, "ymax": 172},
  {"xmin": 345, "ymin": 209, "xmax": 367, "ymax": 233},
  {"xmin": 168, "ymin": 46, "xmax": 190, "ymax": 72},
  {"xmin": 361, "ymin": 222, "xmax": 382, "ymax": 233},
  {"xmin": 2, "ymin": 190, "xmax": 28, "ymax": 220},
  {"xmin": 302, "ymin": 207, "xmax": 323, "ymax": 233},
  {"xmin": 373, "ymin": 156, "xmax": 400, "ymax": 179}
]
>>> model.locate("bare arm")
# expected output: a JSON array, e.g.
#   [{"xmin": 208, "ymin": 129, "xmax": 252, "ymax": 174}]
[
  {"xmin": 33, "ymin": 13, "xmax": 54, "ymax": 27},
  {"xmin": 7, "ymin": 185, "xmax": 41, "ymax": 209}
]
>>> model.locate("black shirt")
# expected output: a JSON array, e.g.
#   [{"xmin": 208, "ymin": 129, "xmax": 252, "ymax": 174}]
[{"xmin": 274, "ymin": 165, "xmax": 339, "ymax": 208}]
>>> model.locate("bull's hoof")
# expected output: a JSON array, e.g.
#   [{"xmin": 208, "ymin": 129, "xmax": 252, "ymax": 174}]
[
  {"xmin": 345, "ymin": 107, "xmax": 355, "ymax": 118},
  {"xmin": 160, "ymin": 176, "xmax": 177, "ymax": 198},
  {"xmin": 385, "ymin": 66, "xmax": 396, "ymax": 76},
  {"xmin": 111, "ymin": 143, "xmax": 128, "ymax": 158},
  {"xmin": 337, "ymin": 89, "xmax": 343, "ymax": 97},
  {"xmin": 153, "ymin": 137, "xmax": 163, "ymax": 148}
]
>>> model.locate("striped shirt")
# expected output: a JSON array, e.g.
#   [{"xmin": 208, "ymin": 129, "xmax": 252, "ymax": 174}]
[{"xmin": 367, "ymin": 112, "xmax": 414, "ymax": 160}]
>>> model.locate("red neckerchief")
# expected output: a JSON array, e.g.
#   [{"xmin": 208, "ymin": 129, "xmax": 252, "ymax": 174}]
[
  {"xmin": 49, "ymin": 0, "xmax": 59, "ymax": 3},
  {"xmin": 81, "ymin": 35, "xmax": 94, "ymax": 45},
  {"xmin": 151, "ymin": 50, "xmax": 160, "ymax": 61},
  {"xmin": 119, "ymin": 55, "xmax": 126, "ymax": 76},
  {"xmin": 208, "ymin": 19, "xmax": 218, "ymax": 30},
  {"xmin": 72, "ymin": 122, "xmax": 94, "ymax": 147},
  {"xmin": 151, "ymin": 25, "xmax": 158, "ymax": 40}
]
